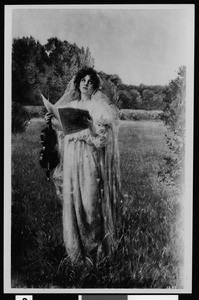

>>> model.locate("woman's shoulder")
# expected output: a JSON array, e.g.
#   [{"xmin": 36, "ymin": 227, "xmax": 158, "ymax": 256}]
[
  {"xmin": 91, "ymin": 91, "xmax": 111, "ymax": 105},
  {"xmin": 92, "ymin": 91, "xmax": 119, "ymax": 112},
  {"xmin": 90, "ymin": 91, "xmax": 119, "ymax": 123}
]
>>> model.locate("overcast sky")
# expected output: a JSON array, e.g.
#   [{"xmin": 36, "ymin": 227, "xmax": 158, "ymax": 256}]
[{"xmin": 11, "ymin": 5, "xmax": 194, "ymax": 85}]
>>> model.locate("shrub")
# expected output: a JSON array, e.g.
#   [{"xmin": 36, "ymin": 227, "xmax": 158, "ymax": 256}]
[
  {"xmin": 12, "ymin": 102, "xmax": 31, "ymax": 133},
  {"xmin": 160, "ymin": 66, "xmax": 186, "ymax": 188},
  {"xmin": 119, "ymin": 109, "xmax": 163, "ymax": 121}
]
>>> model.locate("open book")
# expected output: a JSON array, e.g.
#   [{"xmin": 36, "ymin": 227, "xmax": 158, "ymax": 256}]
[{"xmin": 41, "ymin": 94, "xmax": 91, "ymax": 135}]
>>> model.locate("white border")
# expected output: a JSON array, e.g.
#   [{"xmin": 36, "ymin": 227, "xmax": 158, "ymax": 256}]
[
  {"xmin": 79, "ymin": 296, "xmax": 179, "ymax": 300},
  {"xmin": 3, "ymin": 4, "xmax": 194, "ymax": 10},
  {"xmin": 183, "ymin": 5, "xmax": 194, "ymax": 291},
  {"xmin": 4, "ymin": 4, "xmax": 194, "ymax": 294},
  {"xmin": 128, "ymin": 296, "xmax": 178, "ymax": 300}
]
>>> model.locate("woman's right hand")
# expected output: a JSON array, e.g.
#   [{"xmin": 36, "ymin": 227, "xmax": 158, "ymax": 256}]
[
  {"xmin": 45, "ymin": 112, "xmax": 63, "ymax": 131},
  {"xmin": 45, "ymin": 112, "xmax": 53, "ymax": 124}
]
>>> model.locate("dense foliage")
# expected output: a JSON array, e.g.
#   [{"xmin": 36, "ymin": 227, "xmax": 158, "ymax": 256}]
[
  {"xmin": 160, "ymin": 66, "xmax": 186, "ymax": 189},
  {"xmin": 162, "ymin": 66, "xmax": 186, "ymax": 135}
]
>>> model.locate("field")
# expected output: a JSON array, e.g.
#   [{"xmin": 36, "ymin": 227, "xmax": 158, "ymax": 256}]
[
  {"xmin": 25, "ymin": 106, "xmax": 163, "ymax": 121},
  {"xmin": 11, "ymin": 118, "xmax": 183, "ymax": 289}
]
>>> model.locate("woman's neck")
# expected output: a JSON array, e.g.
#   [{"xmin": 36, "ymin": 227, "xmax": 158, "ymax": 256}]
[{"xmin": 80, "ymin": 94, "xmax": 91, "ymax": 102}]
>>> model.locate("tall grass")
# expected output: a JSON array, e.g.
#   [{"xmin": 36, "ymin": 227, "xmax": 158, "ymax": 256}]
[{"xmin": 11, "ymin": 118, "xmax": 183, "ymax": 288}]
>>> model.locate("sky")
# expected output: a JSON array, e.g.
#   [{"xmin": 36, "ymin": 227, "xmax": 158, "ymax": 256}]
[{"xmin": 11, "ymin": 5, "xmax": 194, "ymax": 86}]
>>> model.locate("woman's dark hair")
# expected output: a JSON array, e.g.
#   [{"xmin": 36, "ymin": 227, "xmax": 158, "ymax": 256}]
[{"xmin": 74, "ymin": 67, "xmax": 100, "ymax": 93}]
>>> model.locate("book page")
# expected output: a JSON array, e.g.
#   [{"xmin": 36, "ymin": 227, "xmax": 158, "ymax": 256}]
[
  {"xmin": 58, "ymin": 107, "xmax": 91, "ymax": 135},
  {"xmin": 41, "ymin": 94, "xmax": 60, "ymax": 120}
]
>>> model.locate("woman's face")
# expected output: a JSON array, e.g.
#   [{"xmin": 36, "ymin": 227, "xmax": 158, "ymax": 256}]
[{"xmin": 79, "ymin": 75, "xmax": 94, "ymax": 97}]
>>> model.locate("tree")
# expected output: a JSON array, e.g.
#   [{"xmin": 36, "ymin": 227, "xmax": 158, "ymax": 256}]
[
  {"xmin": 162, "ymin": 66, "xmax": 186, "ymax": 136},
  {"xmin": 128, "ymin": 89, "xmax": 142, "ymax": 109},
  {"xmin": 42, "ymin": 38, "xmax": 95, "ymax": 102},
  {"xmin": 118, "ymin": 90, "xmax": 133, "ymax": 109},
  {"xmin": 98, "ymin": 71, "xmax": 123, "ymax": 108},
  {"xmin": 12, "ymin": 36, "xmax": 49, "ymax": 105},
  {"xmin": 142, "ymin": 89, "xmax": 156, "ymax": 110}
]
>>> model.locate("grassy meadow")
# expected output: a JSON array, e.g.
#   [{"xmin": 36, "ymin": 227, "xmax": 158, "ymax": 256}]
[{"xmin": 11, "ymin": 117, "xmax": 183, "ymax": 289}]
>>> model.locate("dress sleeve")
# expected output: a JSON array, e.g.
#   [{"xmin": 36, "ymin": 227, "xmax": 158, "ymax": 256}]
[{"xmin": 87, "ymin": 92, "xmax": 121, "ymax": 240}]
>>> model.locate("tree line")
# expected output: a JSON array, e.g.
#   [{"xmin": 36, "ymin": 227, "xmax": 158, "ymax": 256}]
[{"xmin": 12, "ymin": 36, "xmax": 167, "ymax": 110}]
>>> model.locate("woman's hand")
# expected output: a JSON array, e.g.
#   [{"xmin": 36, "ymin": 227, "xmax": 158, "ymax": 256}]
[
  {"xmin": 44, "ymin": 112, "xmax": 63, "ymax": 131},
  {"xmin": 84, "ymin": 117, "xmax": 96, "ymax": 135},
  {"xmin": 45, "ymin": 112, "xmax": 53, "ymax": 124},
  {"xmin": 93, "ymin": 123, "xmax": 109, "ymax": 148}
]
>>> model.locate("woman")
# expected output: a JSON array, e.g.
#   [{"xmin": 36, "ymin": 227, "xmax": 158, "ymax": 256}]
[{"xmin": 45, "ymin": 67, "xmax": 121, "ymax": 264}]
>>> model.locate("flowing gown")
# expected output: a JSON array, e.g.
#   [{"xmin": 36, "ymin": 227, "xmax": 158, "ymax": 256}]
[{"xmin": 53, "ymin": 91, "xmax": 121, "ymax": 263}]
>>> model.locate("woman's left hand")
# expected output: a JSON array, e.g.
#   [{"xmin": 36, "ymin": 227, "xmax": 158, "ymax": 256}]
[{"xmin": 85, "ymin": 117, "xmax": 96, "ymax": 135}]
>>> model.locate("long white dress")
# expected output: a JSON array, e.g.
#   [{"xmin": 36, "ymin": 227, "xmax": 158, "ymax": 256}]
[{"xmin": 53, "ymin": 91, "xmax": 121, "ymax": 263}]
